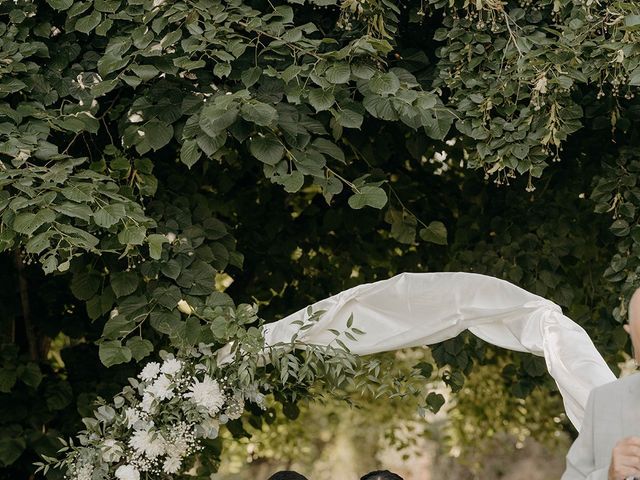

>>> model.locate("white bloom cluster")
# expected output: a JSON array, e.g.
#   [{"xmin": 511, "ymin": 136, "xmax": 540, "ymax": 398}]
[
  {"xmin": 161, "ymin": 358, "xmax": 182, "ymax": 375},
  {"xmin": 184, "ymin": 375, "xmax": 225, "ymax": 415},
  {"xmin": 139, "ymin": 362, "xmax": 160, "ymax": 382},
  {"xmin": 115, "ymin": 464, "xmax": 140, "ymax": 480},
  {"xmin": 129, "ymin": 428, "xmax": 166, "ymax": 459},
  {"xmin": 75, "ymin": 463, "xmax": 93, "ymax": 480},
  {"xmin": 224, "ymin": 395, "xmax": 245, "ymax": 421},
  {"xmin": 100, "ymin": 438, "xmax": 124, "ymax": 463},
  {"xmin": 62, "ymin": 353, "xmax": 257, "ymax": 479}
]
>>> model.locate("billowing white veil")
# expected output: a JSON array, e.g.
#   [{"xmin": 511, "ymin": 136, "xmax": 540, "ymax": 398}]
[{"xmin": 222, "ymin": 272, "xmax": 616, "ymax": 430}]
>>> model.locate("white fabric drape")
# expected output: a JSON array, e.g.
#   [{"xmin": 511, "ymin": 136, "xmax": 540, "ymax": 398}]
[{"xmin": 223, "ymin": 272, "xmax": 616, "ymax": 430}]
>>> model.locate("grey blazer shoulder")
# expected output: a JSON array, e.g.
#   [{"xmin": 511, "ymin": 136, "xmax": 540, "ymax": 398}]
[
  {"xmin": 562, "ymin": 373, "xmax": 640, "ymax": 480},
  {"xmin": 590, "ymin": 374, "xmax": 640, "ymax": 468}
]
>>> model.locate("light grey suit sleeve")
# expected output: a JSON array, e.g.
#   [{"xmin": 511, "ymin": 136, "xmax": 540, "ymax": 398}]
[{"xmin": 562, "ymin": 388, "xmax": 609, "ymax": 480}]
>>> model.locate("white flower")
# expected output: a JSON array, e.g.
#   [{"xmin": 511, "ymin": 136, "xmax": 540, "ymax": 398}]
[
  {"xmin": 100, "ymin": 438, "xmax": 124, "ymax": 463},
  {"xmin": 140, "ymin": 392, "xmax": 155, "ymax": 413},
  {"xmin": 163, "ymin": 456, "xmax": 182, "ymax": 474},
  {"xmin": 109, "ymin": 308, "xmax": 119, "ymax": 319},
  {"xmin": 124, "ymin": 407, "xmax": 141, "ymax": 429},
  {"xmin": 129, "ymin": 428, "xmax": 166, "ymax": 459},
  {"xmin": 75, "ymin": 463, "xmax": 93, "ymax": 480},
  {"xmin": 165, "ymin": 232, "xmax": 177, "ymax": 243},
  {"xmin": 198, "ymin": 416, "xmax": 220, "ymax": 439},
  {"xmin": 115, "ymin": 465, "xmax": 140, "ymax": 480},
  {"xmin": 225, "ymin": 395, "xmax": 245, "ymax": 420},
  {"xmin": 147, "ymin": 374, "xmax": 174, "ymax": 401},
  {"xmin": 161, "ymin": 358, "xmax": 182, "ymax": 375},
  {"xmin": 184, "ymin": 376, "xmax": 225, "ymax": 415},
  {"xmin": 139, "ymin": 362, "xmax": 161, "ymax": 382},
  {"xmin": 177, "ymin": 299, "xmax": 194, "ymax": 315}
]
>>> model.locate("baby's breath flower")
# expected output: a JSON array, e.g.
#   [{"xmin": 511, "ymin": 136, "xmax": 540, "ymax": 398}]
[{"xmin": 75, "ymin": 463, "xmax": 93, "ymax": 480}]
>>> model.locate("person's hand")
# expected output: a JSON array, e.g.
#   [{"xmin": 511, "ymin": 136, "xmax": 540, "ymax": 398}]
[{"xmin": 608, "ymin": 437, "xmax": 640, "ymax": 480}]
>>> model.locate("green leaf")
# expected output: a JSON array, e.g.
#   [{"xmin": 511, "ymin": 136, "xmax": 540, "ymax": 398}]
[
  {"xmin": 351, "ymin": 63, "xmax": 377, "ymax": 80},
  {"xmin": 0, "ymin": 78, "xmax": 27, "ymax": 94},
  {"xmin": 197, "ymin": 133, "xmax": 226, "ymax": 156},
  {"xmin": 143, "ymin": 121, "xmax": 174, "ymax": 151},
  {"xmin": 249, "ymin": 135, "xmax": 285, "ymax": 165},
  {"xmin": 426, "ymin": 391, "xmax": 445, "ymax": 413},
  {"xmin": 308, "ymin": 89, "xmax": 335, "ymax": 112},
  {"xmin": 94, "ymin": 204, "xmax": 126, "ymax": 228},
  {"xmin": 335, "ymin": 109, "xmax": 363, "ymax": 129},
  {"xmin": 624, "ymin": 14, "xmax": 640, "ymax": 27},
  {"xmin": 71, "ymin": 271, "xmax": 101, "ymax": 300},
  {"xmin": 241, "ymin": 67, "xmax": 262, "ymax": 88},
  {"xmin": 110, "ymin": 271, "xmax": 139, "ymax": 298},
  {"xmin": 130, "ymin": 64, "xmax": 160, "ymax": 81},
  {"xmin": 160, "ymin": 29, "xmax": 182, "ymax": 48},
  {"xmin": 419, "ymin": 221, "xmax": 447, "ymax": 245},
  {"xmin": 99, "ymin": 341, "xmax": 132, "ymax": 367},
  {"xmin": 126, "ymin": 337, "xmax": 154, "ymax": 361},
  {"xmin": 325, "ymin": 63, "xmax": 351, "ymax": 84},
  {"xmin": 13, "ymin": 209, "xmax": 56, "ymax": 235},
  {"xmin": 180, "ymin": 139, "xmax": 202, "ymax": 168},
  {"xmin": 199, "ymin": 106, "xmax": 238, "ymax": 137},
  {"xmin": 240, "ymin": 102, "xmax": 278, "ymax": 127},
  {"xmin": 150, "ymin": 310, "xmax": 181, "ymax": 335},
  {"xmin": 611, "ymin": 219, "xmax": 630, "ymax": 236},
  {"xmin": 147, "ymin": 233, "xmax": 169, "ymax": 260},
  {"xmin": 214, "ymin": 62, "xmax": 232, "ymax": 78},
  {"xmin": 25, "ymin": 231, "xmax": 52, "ymax": 255},
  {"xmin": 86, "ymin": 289, "xmax": 115, "ymax": 320},
  {"xmin": 368, "ymin": 72, "xmax": 400, "ymax": 95},
  {"xmin": 46, "ymin": 0, "xmax": 73, "ymax": 10},
  {"xmin": 161, "ymin": 259, "xmax": 182, "ymax": 279},
  {"xmin": 118, "ymin": 226, "xmax": 146, "ymax": 245},
  {"xmin": 422, "ymin": 110, "xmax": 454, "ymax": 141},
  {"xmin": 54, "ymin": 202, "xmax": 93, "ymax": 221},
  {"xmin": 415, "ymin": 361, "xmax": 434, "ymax": 378},
  {"xmin": 348, "ymin": 186, "xmax": 388, "ymax": 209},
  {"xmin": 280, "ymin": 171, "xmax": 305, "ymax": 193},
  {"xmin": 0, "ymin": 368, "xmax": 17, "ymax": 393},
  {"xmin": 153, "ymin": 285, "xmax": 182, "ymax": 309},
  {"xmin": 102, "ymin": 315, "xmax": 134, "ymax": 339},
  {"xmin": 312, "ymin": 138, "xmax": 345, "ymax": 162},
  {"xmin": 18, "ymin": 363, "xmax": 42, "ymax": 389},
  {"xmin": 45, "ymin": 381, "xmax": 72, "ymax": 410},
  {"xmin": 0, "ymin": 431, "xmax": 26, "ymax": 466},
  {"xmin": 97, "ymin": 53, "xmax": 129, "ymax": 77},
  {"xmin": 363, "ymin": 95, "xmax": 398, "ymax": 121},
  {"xmin": 75, "ymin": 10, "xmax": 102, "ymax": 34}
]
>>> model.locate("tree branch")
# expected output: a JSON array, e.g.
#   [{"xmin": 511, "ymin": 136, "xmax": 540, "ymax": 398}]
[{"xmin": 14, "ymin": 249, "xmax": 38, "ymax": 362}]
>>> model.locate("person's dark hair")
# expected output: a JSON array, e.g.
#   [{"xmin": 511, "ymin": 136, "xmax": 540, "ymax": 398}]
[
  {"xmin": 267, "ymin": 471, "xmax": 308, "ymax": 480},
  {"xmin": 360, "ymin": 470, "xmax": 404, "ymax": 480}
]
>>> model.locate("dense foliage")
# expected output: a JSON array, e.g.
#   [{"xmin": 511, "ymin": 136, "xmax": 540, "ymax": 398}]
[{"xmin": 1, "ymin": 0, "xmax": 640, "ymax": 476}]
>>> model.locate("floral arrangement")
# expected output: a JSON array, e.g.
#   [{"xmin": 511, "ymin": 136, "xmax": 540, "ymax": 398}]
[
  {"xmin": 37, "ymin": 348, "xmax": 268, "ymax": 480},
  {"xmin": 36, "ymin": 304, "xmax": 375, "ymax": 479}
]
